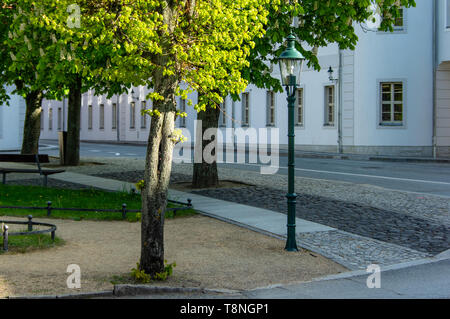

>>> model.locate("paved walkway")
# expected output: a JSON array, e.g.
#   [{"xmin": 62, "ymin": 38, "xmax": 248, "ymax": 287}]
[{"xmin": 50, "ymin": 172, "xmax": 431, "ymax": 270}]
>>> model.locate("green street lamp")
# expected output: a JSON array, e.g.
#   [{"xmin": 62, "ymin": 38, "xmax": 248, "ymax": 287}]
[{"xmin": 278, "ymin": 33, "xmax": 305, "ymax": 252}]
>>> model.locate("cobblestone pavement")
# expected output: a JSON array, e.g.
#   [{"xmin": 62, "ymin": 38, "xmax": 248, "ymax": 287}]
[{"xmin": 190, "ymin": 186, "xmax": 450, "ymax": 255}]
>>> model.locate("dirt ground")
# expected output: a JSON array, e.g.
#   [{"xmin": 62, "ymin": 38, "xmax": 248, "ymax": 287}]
[{"xmin": 0, "ymin": 214, "xmax": 347, "ymax": 297}]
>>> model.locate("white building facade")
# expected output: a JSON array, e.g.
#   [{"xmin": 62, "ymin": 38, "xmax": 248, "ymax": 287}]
[
  {"xmin": 0, "ymin": 86, "xmax": 25, "ymax": 151},
  {"xmin": 37, "ymin": 0, "xmax": 450, "ymax": 157}
]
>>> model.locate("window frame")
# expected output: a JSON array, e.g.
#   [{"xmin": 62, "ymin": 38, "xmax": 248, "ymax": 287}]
[
  {"xmin": 241, "ymin": 92, "xmax": 250, "ymax": 127},
  {"xmin": 140, "ymin": 100, "xmax": 147, "ymax": 129},
  {"xmin": 57, "ymin": 107, "xmax": 62, "ymax": 131},
  {"xmin": 130, "ymin": 101, "xmax": 136, "ymax": 129},
  {"xmin": 218, "ymin": 98, "xmax": 227, "ymax": 128},
  {"xmin": 294, "ymin": 87, "xmax": 305, "ymax": 127},
  {"xmin": 378, "ymin": 80, "xmax": 406, "ymax": 128},
  {"xmin": 40, "ymin": 108, "xmax": 44, "ymax": 130},
  {"xmin": 112, "ymin": 103, "xmax": 117, "ymax": 130},
  {"xmin": 99, "ymin": 104, "xmax": 105, "ymax": 130},
  {"xmin": 377, "ymin": 6, "xmax": 407, "ymax": 34},
  {"xmin": 178, "ymin": 98, "xmax": 186, "ymax": 128},
  {"xmin": 88, "ymin": 105, "xmax": 93, "ymax": 130},
  {"xmin": 266, "ymin": 91, "xmax": 276, "ymax": 127},
  {"xmin": 447, "ymin": 0, "xmax": 450, "ymax": 29},
  {"xmin": 48, "ymin": 108, "xmax": 53, "ymax": 131},
  {"xmin": 323, "ymin": 85, "xmax": 336, "ymax": 127}
]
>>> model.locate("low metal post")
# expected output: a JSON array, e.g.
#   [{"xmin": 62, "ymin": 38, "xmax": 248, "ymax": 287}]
[
  {"xmin": 3, "ymin": 225, "xmax": 8, "ymax": 252},
  {"xmin": 47, "ymin": 201, "xmax": 52, "ymax": 217},
  {"xmin": 28, "ymin": 215, "xmax": 33, "ymax": 232},
  {"xmin": 122, "ymin": 203, "xmax": 127, "ymax": 219},
  {"xmin": 51, "ymin": 230, "xmax": 55, "ymax": 241}
]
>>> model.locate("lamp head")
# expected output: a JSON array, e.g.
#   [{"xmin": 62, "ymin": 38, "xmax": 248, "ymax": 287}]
[
  {"xmin": 328, "ymin": 66, "xmax": 334, "ymax": 81},
  {"xmin": 278, "ymin": 33, "xmax": 305, "ymax": 87}
]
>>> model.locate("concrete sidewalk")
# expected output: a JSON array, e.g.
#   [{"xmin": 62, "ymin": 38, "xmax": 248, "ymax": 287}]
[{"xmin": 49, "ymin": 171, "xmax": 431, "ymax": 271}]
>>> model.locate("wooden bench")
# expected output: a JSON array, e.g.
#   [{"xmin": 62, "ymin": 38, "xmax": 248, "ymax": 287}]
[{"xmin": 0, "ymin": 154, "xmax": 65, "ymax": 187}]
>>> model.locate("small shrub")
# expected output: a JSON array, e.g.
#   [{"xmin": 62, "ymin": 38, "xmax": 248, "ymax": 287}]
[
  {"xmin": 130, "ymin": 261, "xmax": 176, "ymax": 283},
  {"xmin": 135, "ymin": 180, "xmax": 145, "ymax": 191}
]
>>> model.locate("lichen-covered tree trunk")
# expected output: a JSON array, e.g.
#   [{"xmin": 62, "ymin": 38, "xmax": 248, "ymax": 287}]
[
  {"xmin": 192, "ymin": 104, "xmax": 221, "ymax": 188},
  {"xmin": 65, "ymin": 75, "xmax": 82, "ymax": 166},
  {"xmin": 21, "ymin": 90, "xmax": 43, "ymax": 155},
  {"xmin": 140, "ymin": 69, "xmax": 178, "ymax": 276}
]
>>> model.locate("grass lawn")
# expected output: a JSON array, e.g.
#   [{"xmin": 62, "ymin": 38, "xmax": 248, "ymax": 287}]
[
  {"xmin": 0, "ymin": 185, "xmax": 195, "ymax": 221},
  {"xmin": 0, "ymin": 233, "xmax": 63, "ymax": 254}
]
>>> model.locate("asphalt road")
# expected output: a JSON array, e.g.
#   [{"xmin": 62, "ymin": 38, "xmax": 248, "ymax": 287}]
[{"xmin": 39, "ymin": 140, "xmax": 450, "ymax": 197}]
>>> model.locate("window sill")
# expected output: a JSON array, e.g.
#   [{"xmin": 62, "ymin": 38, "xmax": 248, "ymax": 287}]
[
  {"xmin": 377, "ymin": 28, "xmax": 406, "ymax": 35},
  {"xmin": 379, "ymin": 123, "xmax": 404, "ymax": 127}
]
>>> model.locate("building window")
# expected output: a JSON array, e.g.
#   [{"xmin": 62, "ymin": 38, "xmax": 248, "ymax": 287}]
[
  {"xmin": 242, "ymin": 92, "xmax": 250, "ymax": 126},
  {"xmin": 218, "ymin": 99, "xmax": 227, "ymax": 127},
  {"xmin": 179, "ymin": 99, "xmax": 186, "ymax": 128},
  {"xmin": 88, "ymin": 105, "xmax": 93, "ymax": 129},
  {"xmin": 380, "ymin": 7, "xmax": 404, "ymax": 31},
  {"xmin": 295, "ymin": 88, "xmax": 304, "ymax": 126},
  {"xmin": 324, "ymin": 86, "xmax": 335, "ymax": 126},
  {"xmin": 266, "ymin": 91, "xmax": 275, "ymax": 126},
  {"xmin": 447, "ymin": 0, "xmax": 450, "ymax": 28},
  {"xmin": 380, "ymin": 82, "xmax": 403, "ymax": 126},
  {"xmin": 140, "ymin": 101, "xmax": 147, "ymax": 129},
  {"xmin": 57, "ymin": 107, "xmax": 62, "ymax": 130},
  {"xmin": 393, "ymin": 8, "xmax": 404, "ymax": 29},
  {"xmin": 40, "ymin": 109, "xmax": 44, "ymax": 130},
  {"xmin": 48, "ymin": 108, "xmax": 53, "ymax": 130},
  {"xmin": 99, "ymin": 104, "xmax": 105, "ymax": 130},
  {"xmin": 112, "ymin": 103, "xmax": 117, "ymax": 130},
  {"xmin": 130, "ymin": 102, "xmax": 136, "ymax": 129}
]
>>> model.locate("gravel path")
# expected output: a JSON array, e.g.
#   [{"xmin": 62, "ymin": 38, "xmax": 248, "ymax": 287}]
[{"xmin": 0, "ymin": 215, "xmax": 345, "ymax": 297}]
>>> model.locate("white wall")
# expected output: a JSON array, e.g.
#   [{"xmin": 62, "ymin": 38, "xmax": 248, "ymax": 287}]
[
  {"xmin": 352, "ymin": 0, "xmax": 434, "ymax": 150},
  {"xmin": 0, "ymin": 86, "xmax": 25, "ymax": 151}
]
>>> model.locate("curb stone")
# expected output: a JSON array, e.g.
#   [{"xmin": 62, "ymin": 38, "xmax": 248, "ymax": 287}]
[
  {"xmin": 6, "ymin": 286, "xmax": 240, "ymax": 299},
  {"xmin": 8, "ymin": 291, "xmax": 114, "ymax": 299},
  {"xmin": 113, "ymin": 285, "xmax": 241, "ymax": 297}
]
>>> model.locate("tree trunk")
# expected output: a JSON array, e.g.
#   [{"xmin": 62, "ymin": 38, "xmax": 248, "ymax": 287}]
[
  {"xmin": 140, "ymin": 70, "xmax": 178, "ymax": 276},
  {"xmin": 65, "ymin": 75, "xmax": 82, "ymax": 166},
  {"xmin": 192, "ymin": 103, "xmax": 221, "ymax": 188},
  {"xmin": 21, "ymin": 90, "xmax": 43, "ymax": 155}
]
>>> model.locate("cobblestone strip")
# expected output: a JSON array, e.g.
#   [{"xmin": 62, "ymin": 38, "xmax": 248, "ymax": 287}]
[{"xmin": 296, "ymin": 230, "xmax": 431, "ymax": 270}]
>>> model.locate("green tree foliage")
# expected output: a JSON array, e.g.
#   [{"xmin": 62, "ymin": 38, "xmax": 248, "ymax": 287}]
[{"xmin": 27, "ymin": 0, "xmax": 271, "ymax": 276}]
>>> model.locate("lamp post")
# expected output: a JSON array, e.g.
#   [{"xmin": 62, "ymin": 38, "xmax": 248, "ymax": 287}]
[{"xmin": 278, "ymin": 33, "xmax": 305, "ymax": 252}]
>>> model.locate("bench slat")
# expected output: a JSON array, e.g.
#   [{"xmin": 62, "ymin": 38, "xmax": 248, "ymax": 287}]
[
  {"xmin": 0, "ymin": 154, "xmax": 50, "ymax": 163},
  {"xmin": 0, "ymin": 169, "xmax": 65, "ymax": 174}
]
